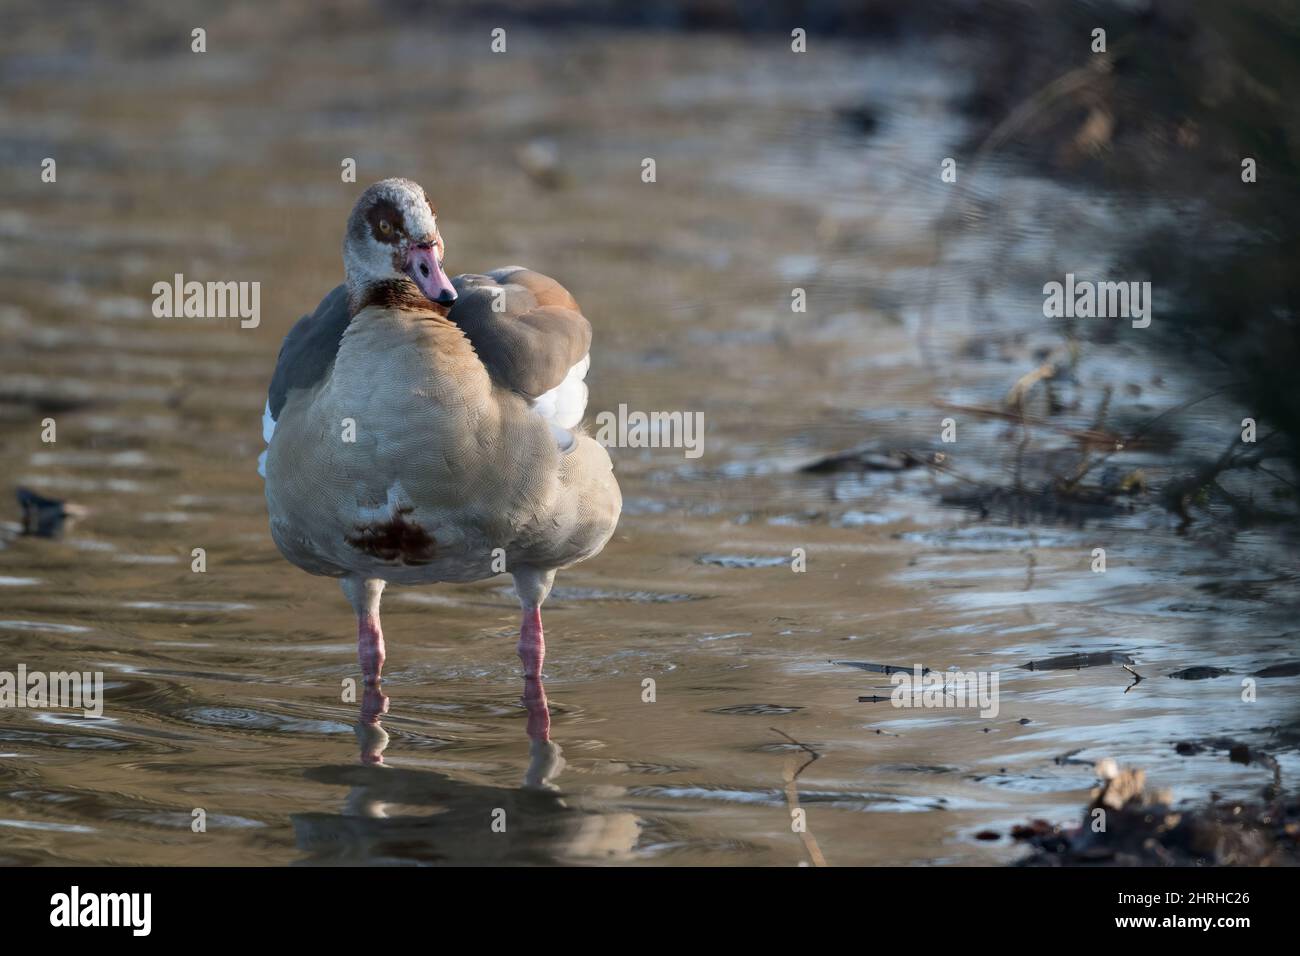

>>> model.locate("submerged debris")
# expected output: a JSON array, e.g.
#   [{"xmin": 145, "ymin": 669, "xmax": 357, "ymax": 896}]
[
  {"xmin": 696, "ymin": 554, "xmax": 789, "ymax": 569},
  {"xmin": 708, "ymin": 703, "xmax": 803, "ymax": 716},
  {"xmin": 835, "ymin": 103, "xmax": 881, "ymax": 136},
  {"xmin": 801, "ymin": 447, "xmax": 934, "ymax": 474},
  {"xmin": 830, "ymin": 660, "xmax": 931, "ymax": 676},
  {"xmin": 1173, "ymin": 737, "xmax": 1283, "ymax": 791},
  {"xmin": 1052, "ymin": 748, "xmax": 1092, "ymax": 766},
  {"xmin": 833, "ymin": 660, "xmax": 935, "ymax": 703},
  {"xmin": 16, "ymin": 486, "xmax": 86, "ymax": 538},
  {"xmin": 1253, "ymin": 662, "xmax": 1300, "ymax": 678},
  {"xmin": 1167, "ymin": 666, "xmax": 1232, "ymax": 680},
  {"xmin": 1023, "ymin": 651, "xmax": 1135, "ymax": 671},
  {"xmin": 940, "ymin": 484, "xmax": 1136, "ymax": 526}
]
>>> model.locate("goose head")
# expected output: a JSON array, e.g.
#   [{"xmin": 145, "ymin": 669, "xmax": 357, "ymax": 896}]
[{"xmin": 343, "ymin": 177, "xmax": 458, "ymax": 315}]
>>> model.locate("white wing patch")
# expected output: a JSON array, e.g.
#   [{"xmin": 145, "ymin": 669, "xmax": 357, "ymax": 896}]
[
  {"xmin": 533, "ymin": 353, "xmax": 589, "ymax": 426},
  {"xmin": 532, "ymin": 354, "xmax": 589, "ymax": 452},
  {"xmin": 258, "ymin": 400, "xmax": 276, "ymax": 478}
]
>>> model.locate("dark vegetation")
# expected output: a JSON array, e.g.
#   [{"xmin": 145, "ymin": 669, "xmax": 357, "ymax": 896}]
[
  {"xmin": 958, "ymin": 0, "xmax": 1300, "ymax": 507},
  {"xmin": 789, "ymin": 0, "xmax": 1300, "ymax": 533},
  {"xmin": 1013, "ymin": 756, "xmax": 1299, "ymax": 866}
]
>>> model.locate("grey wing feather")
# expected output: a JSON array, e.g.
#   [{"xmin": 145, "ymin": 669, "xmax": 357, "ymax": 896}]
[
  {"xmin": 448, "ymin": 267, "xmax": 591, "ymax": 400},
  {"xmin": 268, "ymin": 283, "xmax": 351, "ymax": 420}
]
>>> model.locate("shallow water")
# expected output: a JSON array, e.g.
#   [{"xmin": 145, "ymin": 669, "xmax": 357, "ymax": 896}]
[{"xmin": 2, "ymin": 13, "xmax": 1298, "ymax": 865}]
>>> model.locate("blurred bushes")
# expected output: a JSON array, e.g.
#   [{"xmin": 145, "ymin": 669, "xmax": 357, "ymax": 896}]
[{"xmin": 954, "ymin": 0, "xmax": 1300, "ymax": 466}]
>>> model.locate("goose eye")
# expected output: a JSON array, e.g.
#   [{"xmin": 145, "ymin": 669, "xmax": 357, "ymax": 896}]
[{"xmin": 378, "ymin": 219, "xmax": 393, "ymax": 236}]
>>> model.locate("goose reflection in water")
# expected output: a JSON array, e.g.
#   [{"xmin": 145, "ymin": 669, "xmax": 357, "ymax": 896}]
[{"xmin": 291, "ymin": 675, "xmax": 640, "ymax": 865}]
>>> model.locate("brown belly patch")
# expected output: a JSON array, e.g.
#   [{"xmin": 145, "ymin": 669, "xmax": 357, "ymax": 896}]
[{"xmin": 346, "ymin": 506, "xmax": 437, "ymax": 564}]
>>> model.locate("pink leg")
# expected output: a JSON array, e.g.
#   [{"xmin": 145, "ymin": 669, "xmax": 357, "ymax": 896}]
[
  {"xmin": 342, "ymin": 577, "xmax": 388, "ymax": 687},
  {"xmin": 517, "ymin": 606, "xmax": 544, "ymax": 679},
  {"xmin": 357, "ymin": 613, "xmax": 386, "ymax": 686}
]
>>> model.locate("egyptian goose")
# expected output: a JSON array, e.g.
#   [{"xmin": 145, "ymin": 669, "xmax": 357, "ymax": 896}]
[{"xmin": 261, "ymin": 178, "xmax": 621, "ymax": 685}]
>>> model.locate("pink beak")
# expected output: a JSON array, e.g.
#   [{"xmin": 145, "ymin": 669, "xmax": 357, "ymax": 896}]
[{"xmin": 404, "ymin": 243, "xmax": 457, "ymax": 305}]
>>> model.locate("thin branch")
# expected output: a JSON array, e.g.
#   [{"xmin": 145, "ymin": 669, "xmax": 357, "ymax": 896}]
[
  {"xmin": 770, "ymin": 728, "xmax": 828, "ymax": 867},
  {"xmin": 1123, "ymin": 664, "xmax": 1144, "ymax": 694}
]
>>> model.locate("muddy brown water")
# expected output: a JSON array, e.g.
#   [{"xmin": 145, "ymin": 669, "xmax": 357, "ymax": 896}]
[{"xmin": 2, "ymin": 15, "xmax": 1298, "ymax": 865}]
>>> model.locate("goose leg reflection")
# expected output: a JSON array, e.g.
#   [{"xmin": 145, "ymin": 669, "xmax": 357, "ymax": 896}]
[
  {"xmin": 521, "ymin": 674, "xmax": 566, "ymax": 790},
  {"xmin": 522, "ymin": 676, "xmax": 550, "ymax": 742},
  {"xmin": 299, "ymin": 667, "xmax": 639, "ymax": 864},
  {"xmin": 356, "ymin": 684, "xmax": 390, "ymax": 765}
]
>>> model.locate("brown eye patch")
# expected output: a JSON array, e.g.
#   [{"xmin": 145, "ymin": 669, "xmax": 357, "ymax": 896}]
[{"xmin": 366, "ymin": 199, "xmax": 405, "ymax": 244}]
